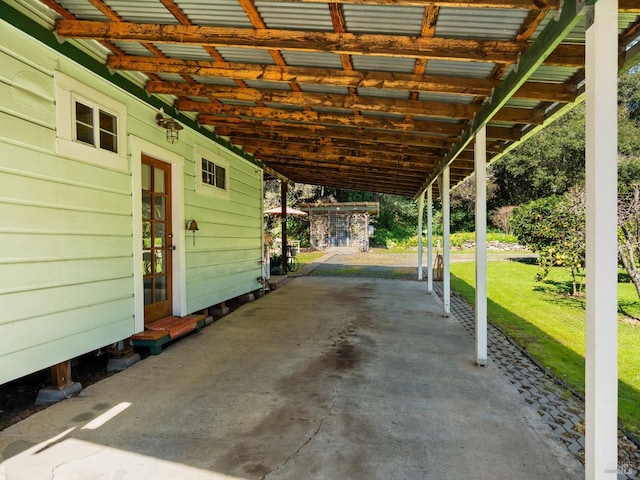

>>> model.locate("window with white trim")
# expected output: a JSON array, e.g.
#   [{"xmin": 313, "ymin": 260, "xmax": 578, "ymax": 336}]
[
  {"xmin": 202, "ymin": 157, "xmax": 226, "ymax": 190},
  {"xmin": 195, "ymin": 144, "xmax": 230, "ymax": 199},
  {"xmin": 55, "ymin": 72, "xmax": 127, "ymax": 171}
]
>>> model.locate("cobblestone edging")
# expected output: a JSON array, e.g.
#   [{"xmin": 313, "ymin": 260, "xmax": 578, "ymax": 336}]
[{"xmin": 433, "ymin": 282, "xmax": 639, "ymax": 479}]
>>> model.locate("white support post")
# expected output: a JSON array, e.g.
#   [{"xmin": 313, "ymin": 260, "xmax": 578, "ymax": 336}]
[
  {"xmin": 475, "ymin": 126, "xmax": 488, "ymax": 367},
  {"xmin": 427, "ymin": 185, "xmax": 434, "ymax": 294},
  {"xmin": 585, "ymin": 1, "xmax": 618, "ymax": 479},
  {"xmin": 417, "ymin": 193, "xmax": 425, "ymax": 281},
  {"xmin": 442, "ymin": 167, "xmax": 450, "ymax": 317}
]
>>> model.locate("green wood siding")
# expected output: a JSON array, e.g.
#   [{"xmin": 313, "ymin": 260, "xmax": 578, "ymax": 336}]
[{"xmin": 0, "ymin": 18, "xmax": 263, "ymax": 385}]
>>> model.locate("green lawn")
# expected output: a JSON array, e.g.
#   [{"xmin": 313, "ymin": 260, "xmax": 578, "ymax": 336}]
[{"xmin": 450, "ymin": 260, "xmax": 640, "ymax": 437}]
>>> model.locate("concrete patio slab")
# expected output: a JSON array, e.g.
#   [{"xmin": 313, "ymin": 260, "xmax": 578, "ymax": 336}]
[{"xmin": 0, "ymin": 276, "xmax": 582, "ymax": 479}]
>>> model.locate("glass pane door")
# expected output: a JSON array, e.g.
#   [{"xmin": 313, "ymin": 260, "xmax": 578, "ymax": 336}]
[{"xmin": 142, "ymin": 156, "xmax": 173, "ymax": 324}]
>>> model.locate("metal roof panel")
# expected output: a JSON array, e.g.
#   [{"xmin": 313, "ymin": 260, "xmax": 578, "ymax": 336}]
[
  {"xmin": 216, "ymin": 47, "xmax": 276, "ymax": 64},
  {"xmin": 352, "ymin": 55, "xmax": 416, "ymax": 74},
  {"xmin": 102, "ymin": 0, "xmax": 178, "ymax": 23},
  {"xmin": 425, "ymin": 60, "xmax": 494, "ymax": 78},
  {"xmin": 179, "ymin": 1, "xmax": 253, "ymax": 28},
  {"xmin": 156, "ymin": 44, "xmax": 213, "ymax": 61},
  {"xmin": 55, "ymin": 0, "xmax": 107, "ymax": 20},
  {"xmin": 434, "ymin": 7, "xmax": 530, "ymax": 41},
  {"xmin": 280, "ymin": 51, "xmax": 343, "ymax": 68},
  {"xmin": 254, "ymin": 1, "xmax": 333, "ymax": 31},
  {"xmin": 357, "ymin": 88, "xmax": 411, "ymax": 100},
  {"xmin": 343, "ymin": 4, "xmax": 424, "ymax": 35}
]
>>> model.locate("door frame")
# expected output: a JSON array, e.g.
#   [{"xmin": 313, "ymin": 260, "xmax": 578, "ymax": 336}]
[{"xmin": 130, "ymin": 135, "xmax": 186, "ymax": 333}]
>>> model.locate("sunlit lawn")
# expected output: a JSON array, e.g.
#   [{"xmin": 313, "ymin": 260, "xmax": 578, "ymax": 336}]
[
  {"xmin": 295, "ymin": 251, "xmax": 325, "ymax": 269},
  {"xmin": 450, "ymin": 260, "xmax": 640, "ymax": 437}
]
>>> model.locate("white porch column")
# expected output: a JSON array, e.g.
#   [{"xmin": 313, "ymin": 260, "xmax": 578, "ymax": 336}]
[
  {"xmin": 442, "ymin": 167, "xmax": 450, "ymax": 317},
  {"xmin": 475, "ymin": 126, "xmax": 488, "ymax": 366},
  {"xmin": 585, "ymin": 1, "xmax": 618, "ymax": 479},
  {"xmin": 427, "ymin": 185, "xmax": 434, "ymax": 294},
  {"xmin": 417, "ymin": 193, "xmax": 425, "ymax": 281}
]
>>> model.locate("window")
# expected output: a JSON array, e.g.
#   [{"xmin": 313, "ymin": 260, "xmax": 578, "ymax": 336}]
[
  {"xmin": 55, "ymin": 72, "xmax": 127, "ymax": 171},
  {"xmin": 195, "ymin": 144, "xmax": 230, "ymax": 199},
  {"xmin": 73, "ymin": 99, "xmax": 119, "ymax": 153},
  {"xmin": 202, "ymin": 157, "xmax": 226, "ymax": 190}
]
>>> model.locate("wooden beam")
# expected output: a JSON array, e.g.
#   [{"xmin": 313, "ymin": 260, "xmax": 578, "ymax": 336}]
[
  {"xmin": 227, "ymin": 130, "xmax": 455, "ymax": 149},
  {"xmin": 151, "ymin": 80, "xmax": 575, "ymax": 106},
  {"xmin": 215, "ymin": 122, "xmax": 522, "ymax": 142},
  {"xmin": 249, "ymin": 148, "xmax": 448, "ymax": 167},
  {"xmin": 58, "ymin": 20, "xmax": 582, "ymax": 65},
  {"xmin": 200, "ymin": 113, "xmax": 469, "ymax": 135},
  {"xmin": 121, "ymin": 56, "xmax": 497, "ymax": 94},
  {"xmin": 181, "ymin": 98, "xmax": 482, "ymax": 120},
  {"xmin": 236, "ymin": 135, "xmax": 503, "ymax": 154}
]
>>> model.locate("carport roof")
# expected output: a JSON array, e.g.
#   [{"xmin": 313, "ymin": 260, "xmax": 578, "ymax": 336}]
[{"xmin": 9, "ymin": 0, "xmax": 640, "ymax": 197}]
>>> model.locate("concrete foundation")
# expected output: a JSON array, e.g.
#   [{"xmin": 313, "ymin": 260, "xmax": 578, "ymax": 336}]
[
  {"xmin": 106, "ymin": 353, "xmax": 141, "ymax": 372},
  {"xmin": 34, "ymin": 382, "xmax": 83, "ymax": 406}
]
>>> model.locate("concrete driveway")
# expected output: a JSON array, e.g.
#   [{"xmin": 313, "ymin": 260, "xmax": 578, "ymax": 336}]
[{"xmin": 0, "ymin": 276, "xmax": 581, "ymax": 479}]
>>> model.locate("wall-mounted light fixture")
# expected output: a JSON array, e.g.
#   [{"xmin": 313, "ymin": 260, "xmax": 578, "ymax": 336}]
[
  {"xmin": 186, "ymin": 220, "xmax": 199, "ymax": 246},
  {"xmin": 156, "ymin": 112, "xmax": 183, "ymax": 144}
]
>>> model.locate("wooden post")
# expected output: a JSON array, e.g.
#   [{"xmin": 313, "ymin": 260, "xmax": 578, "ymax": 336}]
[
  {"xmin": 585, "ymin": 1, "xmax": 618, "ymax": 478},
  {"xmin": 475, "ymin": 125, "xmax": 488, "ymax": 366},
  {"xmin": 50, "ymin": 361, "xmax": 73, "ymax": 390},
  {"xmin": 427, "ymin": 185, "xmax": 433, "ymax": 294},
  {"xmin": 442, "ymin": 167, "xmax": 450, "ymax": 317},
  {"xmin": 281, "ymin": 181, "xmax": 288, "ymax": 275},
  {"xmin": 417, "ymin": 192, "xmax": 425, "ymax": 281}
]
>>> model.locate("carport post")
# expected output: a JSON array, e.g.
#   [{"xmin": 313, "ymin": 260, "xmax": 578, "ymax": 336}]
[
  {"xmin": 585, "ymin": 1, "xmax": 618, "ymax": 478},
  {"xmin": 427, "ymin": 185, "xmax": 433, "ymax": 294},
  {"xmin": 442, "ymin": 167, "xmax": 450, "ymax": 316},
  {"xmin": 475, "ymin": 126, "xmax": 488, "ymax": 366},
  {"xmin": 281, "ymin": 181, "xmax": 288, "ymax": 275},
  {"xmin": 417, "ymin": 192, "xmax": 425, "ymax": 281}
]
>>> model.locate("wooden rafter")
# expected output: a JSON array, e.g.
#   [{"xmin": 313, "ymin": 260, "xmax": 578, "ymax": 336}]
[
  {"xmin": 56, "ymin": 20, "xmax": 584, "ymax": 66},
  {"xmin": 213, "ymin": 119, "xmax": 521, "ymax": 141},
  {"xmin": 190, "ymin": 101, "xmax": 543, "ymax": 125},
  {"xmin": 152, "ymin": 80, "xmax": 575, "ymax": 105}
]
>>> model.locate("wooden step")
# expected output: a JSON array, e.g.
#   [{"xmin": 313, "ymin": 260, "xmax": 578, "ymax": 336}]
[{"xmin": 131, "ymin": 314, "xmax": 206, "ymax": 355}]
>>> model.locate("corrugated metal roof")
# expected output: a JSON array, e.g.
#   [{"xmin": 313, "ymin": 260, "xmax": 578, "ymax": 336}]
[
  {"xmin": 280, "ymin": 51, "xmax": 342, "ymax": 69},
  {"xmin": 435, "ymin": 7, "xmax": 529, "ymax": 41},
  {"xmin": 55, "ymin": 0, "xmax": 107, "ymax": 20},
  {"xmin": 156, "ymin": 45, "xmax": 213, "ymax": 61},
  {"xmin": 343, "ymin": 4, "xmax": 424, "ymax": 36},
  {"xmin": 255, "ymin": 1, "xmax": 333, "ymax": 32},
  {"xmin": 102, "ymin": 0, "xmax": 178, "ymax": 23},
  {"xmin": 352, "ymin": 55, "xmax": 416, "ymax": 74},
  {"xmin": 504, "ymin": 98, "xmax": 543, "ymax": 109},
  {"xmin": 112, "ymin": 41, "xmax": 154, "ymax": 57},
  {"xmin": 503, "ymin": 65, "xmax": 579, "ymax": 84},
  {"xmin": 418, "ymin": 92, "xmax": 474, "ymax": 104},
  {"xmin": 425, "ymin": 60, "xmax": 495, "ymax": 79},
  {"xmin": 192, "ymin": 76, "xmax": 239, "ymax": 87},
  {"xmin": 221, "ymin": 99, "xmax": 258, "ymax": 107},
  {"xmin": 216, "ymin": 47, "xmax": 275, "ymax": 65},
  {"xmin": 179, "ymin": 1, "xmax": 253, "ymax": 28},
  {"xmin": 157, "ymin": 73, "xmax": 187, "ymax": 83},
  {"xmin": 357, "ymin": 88, "xmax": 410, "ymax": 100},
  {"xmin": 27, "ymin": 0, "xmax": 640, "ymax": 197}
]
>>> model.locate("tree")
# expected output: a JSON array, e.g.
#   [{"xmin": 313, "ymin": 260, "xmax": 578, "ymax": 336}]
[
  {"xmin": 490, "ymin": 206, "xmax": 516, "ymax": 234},
  {"xmin": 511, "ymin": 190, "xmax": 585, "ymax": 295}
]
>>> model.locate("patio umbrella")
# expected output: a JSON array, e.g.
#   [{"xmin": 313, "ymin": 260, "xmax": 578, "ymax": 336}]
[{"xmin": 264, "ymin": 206, "xmax": 308, "ymax": 216}]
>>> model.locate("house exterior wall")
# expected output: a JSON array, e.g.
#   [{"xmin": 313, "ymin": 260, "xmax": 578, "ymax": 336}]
[{"xmin": 0, "ymin": 17, "xmax": 263, "ymax": 385}]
